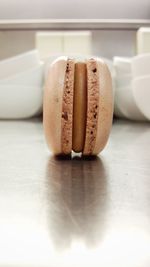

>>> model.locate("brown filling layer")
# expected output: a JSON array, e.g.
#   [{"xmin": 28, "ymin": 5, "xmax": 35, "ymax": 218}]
[{"xmin": 72, "ymin": 62, "xmax": 87, "ymax": 152}]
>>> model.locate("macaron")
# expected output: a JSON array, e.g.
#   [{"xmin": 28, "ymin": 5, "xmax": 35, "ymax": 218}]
[{"xmin": 43, "ymin": 56, "xmax": 113, "ymax": 156}]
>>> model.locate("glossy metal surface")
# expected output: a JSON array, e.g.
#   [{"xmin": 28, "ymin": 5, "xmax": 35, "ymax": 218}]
[{"xmin": 0, "ymin": 118, "xmax": 150, "ymax": 267}]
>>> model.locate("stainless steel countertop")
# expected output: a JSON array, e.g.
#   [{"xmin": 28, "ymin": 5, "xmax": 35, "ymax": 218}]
[{"xmin": 0, "ymin": 118, "xmax": 150, "ymax": 267}]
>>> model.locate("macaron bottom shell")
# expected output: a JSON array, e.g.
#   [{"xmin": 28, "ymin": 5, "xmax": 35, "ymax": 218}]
[
  {"xmin": 61, "ymin": 59, "xmax": 75, "ymax": 154},
  {"xmin": 83, "ymin": 59, "xmax": 100, "ymax": 155}
]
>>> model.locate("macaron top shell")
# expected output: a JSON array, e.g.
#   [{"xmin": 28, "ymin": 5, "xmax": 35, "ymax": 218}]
[
  {"xmin": 43, "ymin": 56, "xmax": 68, "ymax": 154},
  {"xmin": 61, "ymin": 58, "xmax": 75, "ymax": 154}
]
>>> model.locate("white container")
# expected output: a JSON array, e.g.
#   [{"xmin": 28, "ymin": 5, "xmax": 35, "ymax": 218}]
[
  {"xmin": 0, "ymin": 85, "xmax": 43, "ymax": 119},
  {"xmin": 137, "ymin": 27, "xmax": 150, "ymax": 54},
  {"xmin": 63, "ymin": 31, "xmax": 92, "ymax": 56},
  {"xmin": 115, "ymin": 74, "xmax": 132, "ymax": 88},
  {"xmin": 36, "ymin": 32, "xmax": 63, "ymax": 60},
  {"xmin": 132, "ymin": 76, "xmax": 150, "ymax": 120},
  {"xmin": 132, "ymin": 54, "xmax": 150, "ymax": 78},
  {"xmin": 113, "ymin": 57, "xmax": 132, "ymax": 76},
  {"xmin": 114, "ymin": 85, "xmax": 146, "ymax": 121},
  {"xmin": 0, "ymin": 63, "xmax": 44, "ymax": 87},
  {"xmin": 0, "ymin": 50, "xmax": 40, "ymax": 79},
  {"xmin": 114, "ymin": 91, "xmax": 126, "ymax": 118},
  {"xmin": 36, "ymin": 31, "xmax": 92, "ymax": 61}
]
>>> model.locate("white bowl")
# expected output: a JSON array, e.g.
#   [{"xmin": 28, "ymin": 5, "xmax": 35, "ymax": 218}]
[
  {"xmin": 114, "ymin": 93, "xmax": 126, "ymax": 118},
  {"xmin": 114, "ymin": 85, "xmax": 146, "ymax": 121},
  {"xmin": 115, "ymin": 74, "xmax": 132, "ymax": 88},
  {"xmin": 132, "ymin": 76, "xmax": 150, "ymax": 120},
  {"xmin": 0, "ymin": 85, "xmax": 43, "ymax": 119},
  {"xmin": 113, "ymin": 57, "xmax": 132, "ymax": 76},
  {"xmin": 0, "ymin": 50, "xmax": 40, "ymax": 79},
  {"xmin": 0, "ymin": 63, "xmax": 44, "ymax": 87},
  {"xmin": 132, "ymin": 54, "xmax": 150, "ymax": 78}
]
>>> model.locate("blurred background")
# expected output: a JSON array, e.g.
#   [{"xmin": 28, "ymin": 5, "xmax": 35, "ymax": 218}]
[
  {"xmin": 0, "ymin": 0, "xmax": 150, "ymax": 120},
  {"xmin": 0, "ymin": 0, "xmax": 150, "ymax": 59},
  {"xmin": 0, "ymin": 0, "xmax": 150, "ymax": 19}
]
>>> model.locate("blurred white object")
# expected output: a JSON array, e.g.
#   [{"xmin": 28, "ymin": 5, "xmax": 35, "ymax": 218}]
[
  {"xmin": 36, "ymin": 31, "xmax": 92, "ymax": 60},
  {"xmin": 0, "ymin": 85, "xmax": 43, "ymax": 119},
  {"xmin": 115, "ymin": 86, "xmax": 146, "ymax": 121},
  {"xmin": 132, "ymin": 54, "xmax": 150, "ymax": 78},
  {"xmin": 115, "ymin": 74, "xmax": 132, "ymax": 88},
  {"xmin": 0, "ymin": 50, "xmax": 44, "ymax": 119},
  {"xmin": 63, "ymin": 31, "xmax": 92, "ymax": 56},
  {"xmin": 0, "ymin": 63, "xmax": 44, "ymax": 87},
  {"xmin": 133, "ymin": 76, "xmax": 150, "ymax": 120},
  {"xmin": 36, "ymin": 32, "xmax": 63, "ymax": 60},
  {"xmin": 113, "ymin": 57, "xmax": 131, "ymax": 76},
  {"xmin": 137, "ymin": 28, "xmax": 150, "ymax": 54},
  {"xmin": 114, "ymin": 93, "xmax": 126, "ymax": 118},
  {"xmin": 0, "ymin": 50, "xmax": 40, "ymax": 79},
  {"xmin": 113, "ymin": 55, "xmax": 150, "ymax": 121}
]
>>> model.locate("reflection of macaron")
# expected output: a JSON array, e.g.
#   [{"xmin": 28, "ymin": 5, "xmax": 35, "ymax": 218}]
[{"xmin": 43, "ymin": 56, "xmax": 113, "ymax": 156}]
